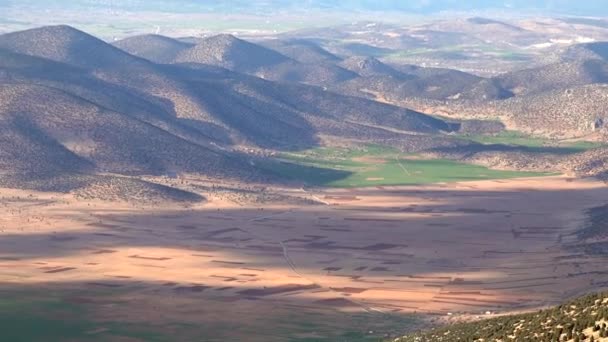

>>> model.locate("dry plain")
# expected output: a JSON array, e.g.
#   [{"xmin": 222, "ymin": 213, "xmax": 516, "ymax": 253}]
[{"xmin": 1, "ymin": 175, "xmax": 608, "ymax": 341}]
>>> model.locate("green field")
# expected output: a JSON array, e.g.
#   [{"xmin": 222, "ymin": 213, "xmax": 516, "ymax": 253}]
[
  {"xmin": 261, "ymin": 145, "xmax": 549, "ymax": 188},
  {"xmin": 0, "ymin": 289, "xmax": 175, "ymax": 342},
  {"xmin": 0, "ymin": 288, "xmax": 413, "ymax": 342},
  {"xmin": 457, "ymin": 131, "xmax": 606, "ymax": 151}
]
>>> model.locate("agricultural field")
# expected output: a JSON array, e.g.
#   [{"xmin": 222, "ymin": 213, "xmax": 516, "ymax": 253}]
[
  {"xmin": 0, "ymin": 289, "xmax": 174, "ymax": 342},
  {"xmin": 262, "ymin": 145, "xmax": 549, "ymax": 187},
  {"xmin": 2, "ymin": 175, "xmax": 608, "ymax": 341},
  {"xmin": 0, "ymin": 287, "xmax": 408, "ymax": 342},
  {"xmin": 456, "ymin": 130, "xmax": 606, "ymax": 151}
]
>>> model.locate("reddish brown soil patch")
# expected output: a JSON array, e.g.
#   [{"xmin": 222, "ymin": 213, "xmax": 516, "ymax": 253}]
[
  {"xmin": 44, "ymin": 267, "xmax": 76, "ymax": 273},
  {"xmin": 239, "ymin": 284, "xmax": 320, "ymax": 297},
  {"xmin": 324, "ymin": 195, "xmax": 359, "ymax": 201},
  {"xmin": 128, "ymin": 255, "xmax": 171, "ymax": 261},
  {"xmin": 330, "ymin": 287, "xmax": 368, "ymax": 294}
]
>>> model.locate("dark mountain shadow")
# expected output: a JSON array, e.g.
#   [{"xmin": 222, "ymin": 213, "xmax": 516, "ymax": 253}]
[
  {"xmin": 0, "ymin": 281, "xmax": 419, "ymax": 342},
  {"xmin": 430, "ymin": 143, "xmax": 595, "ymax": 156},
  {"xmin": 186, "ymin": 81, "xmax": 320, "ymax": 150}
]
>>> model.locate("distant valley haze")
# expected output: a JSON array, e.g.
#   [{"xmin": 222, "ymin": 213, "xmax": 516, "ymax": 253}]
[{"xmin": 2, "ymin": 0, "xmax": 608, "ymax": 38}]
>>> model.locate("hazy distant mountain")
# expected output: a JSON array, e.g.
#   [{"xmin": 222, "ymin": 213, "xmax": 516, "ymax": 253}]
[
  {"xmin": 563, "ymin": 42, "xmax": 608, "ymax": 62},
  {"xmin": 497, "ymin": 59, "xmax": 608, "ymax": 95},
  {"xmin": 255, "ymin": 60, "xmax": 358, "ymax": 86},
  {"xmin": 173, "ymin": 34, "xmax": 290, "ymax": 73},
  {"xmin": 337, "ymin": 63, "xmax": 511, "ymax": 103},
  {"xmin": 168, "ymin": 34, "xmax": 358, "ymax": 87},
  {"xmin": 259, "ymin": 39, "xmax": 341, "ymax": 64},
  {"xmin": 339, "ymin": 56, "xmax": 405, "ymax": 78},
  {"xmin": 112, "ymin": 34, "xmax": 193, "ymax": 64}
]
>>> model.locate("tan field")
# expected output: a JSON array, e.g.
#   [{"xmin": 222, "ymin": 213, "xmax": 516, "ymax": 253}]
[{"xmin": 1, "ymin": 175, "xmax": 608, "ymax": 341}]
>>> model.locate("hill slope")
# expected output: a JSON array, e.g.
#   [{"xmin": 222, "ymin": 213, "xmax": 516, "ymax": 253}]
[
  {"xmin": 260, "ymin": 38, "xmax": 341, "ymax": 64},
  {"xmin": 112, "ymin": 34, "xmax": 193, "ymax": 64},
  {"xmin": 564, "ymin": 41, "xmax": 608, "ymax": 62},
  {"xmin": 336, "ymin": 65, "xmax": 511, "ymax": 103},
  {"xmin": 492, "ymin": 84, "xmax": 608, "ymax": 136},
  {"xmin": 394, "ymin": 292, "xmax": 608, "ymax": 342},
  {"xmin": 340, "ymin": 56, "xmax": 406, "ymax": 78},
  {"xmin": 173, "ymin": 34, "xmax": 291, "ymax": 72},
  {"xmin": 497, "ymin": 59, "xmax": 608, "ymax": 95},
  {"xmin": 0, "ymin": 83, "xmax": 241, "ymax": 176},
  {"xmin": 0, "ymin": 25, "xmax": 148, "ymax": 69}
]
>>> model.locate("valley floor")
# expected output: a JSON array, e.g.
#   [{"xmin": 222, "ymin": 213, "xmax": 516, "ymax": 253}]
[{"xmin": 1, "ymin": 175, "xmax": 607, "ymax": 341}]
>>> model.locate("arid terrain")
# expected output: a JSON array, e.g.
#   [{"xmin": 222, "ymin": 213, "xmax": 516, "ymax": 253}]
[{"xmin": 2, "ymin": 175, "xmax": 607, "ymax": 341}]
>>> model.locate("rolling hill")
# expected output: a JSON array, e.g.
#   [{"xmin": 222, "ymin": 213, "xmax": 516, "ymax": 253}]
[
  {"xmin": 0, "ymin": 25, "xmax": 465, "ymax": 200},
  {"xmin": 259, "ymin": 38, "xmax": 341, "ymax": 64},
  {"xmin": 492, "ymin": 84, "xmax": 608, "ymax": 136},
  {"xmin": 173, "ymin": 34, "xmax": 291, "ymax": 73},
  {"xmin": 335, "ymin": 64, "xmax": 512, "ymax": 104},
  {"xmin": 112, "ymin": 34, "xmax": 193, "ymax": 64},
  {"xmin": 0, "ymin": 25, "xmax": 148, "ymax": 69},
  {"xmin": 497, "ymin": 59, "xmax": 608, "ymax": 95},
  {"xmin": 172, "ymin": 34, "xmax": 357, "ymax": 86},
  {"xmin": 339, "ymin": 56, "xmax": 406, "ymax": 78},
  {"xmin": 564, "ymin": 41, "xmax": 608, "ymax": 62}
]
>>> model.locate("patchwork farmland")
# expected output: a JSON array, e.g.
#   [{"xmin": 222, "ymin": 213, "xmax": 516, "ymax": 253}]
[{"xmin": 1, "ymin": 175, "xmax": 607, "ymax": 341}]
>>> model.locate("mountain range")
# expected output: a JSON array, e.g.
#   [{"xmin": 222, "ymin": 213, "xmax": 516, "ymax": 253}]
[{"xmin": 0, "ymin": 25, "xmax": 464, "ymax": 201}]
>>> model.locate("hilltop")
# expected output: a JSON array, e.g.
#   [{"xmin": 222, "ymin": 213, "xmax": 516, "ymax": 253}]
[
  {"xmin": 498, "ymin": 59, "xmax": 608, "ymax": 95},
  {"xmin": 173, "ymin": 34, "xmax": 291, "ymax": 72},
  {"xmin": 0, "ymin": 25, "xmax": 148, "ymax": 69},
  {"xmin": 339, "ymin": 56, "xmax": 406, "ymax": 77},
  {"xmin": 564, "ymin": 42, "xmax": 608, "ymax": 62},
  {"xmin": 259, "ymin": 38, "xmax": 341, "ymax": 64},
  {"xmin": 112, "ymin": 34, "xmax": 193, "ymax": 64}
]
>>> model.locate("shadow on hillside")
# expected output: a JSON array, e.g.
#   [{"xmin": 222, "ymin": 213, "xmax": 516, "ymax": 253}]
[
  {"xmin": 164, "ymin": 63, "xmax": 322, "ymax": 151},
  {"xmin": 255, "ymin": 158, "xmax": 353, "ymax": 186},
  {"xmin": 430, "ymin": 143, "xmax": 594, "ymax": 156}
]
